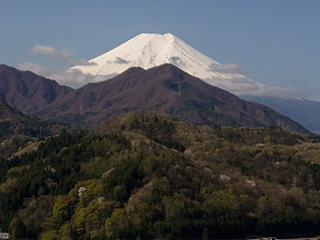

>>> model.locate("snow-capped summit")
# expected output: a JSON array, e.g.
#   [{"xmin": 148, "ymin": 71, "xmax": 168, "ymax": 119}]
[
  {"xmin": 71, "ymin": 33, "xmax": 292, "ymax": 97},
  {"xmin": 72, "ymin": 33, "xmax": 222, "ymax": 77}
]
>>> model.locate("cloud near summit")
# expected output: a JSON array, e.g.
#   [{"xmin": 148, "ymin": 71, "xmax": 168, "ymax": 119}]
[
  {"xmin": 28, "ymin": 44, "xmax": 94, "ymax": 66},
  {"xmin": 18, "ymin": 45, "xmax": 106, "ymax": 88},
  {"xmin": 18, "ymin": 62, "xmax": 106, "ymax": 89},
  {"xmin": 209, "ymin": 63, "xmax": 243, "ymax": 74},
  {"xmin": 29, "ymin": 44, "xmax": 74, "ymax": 59}
]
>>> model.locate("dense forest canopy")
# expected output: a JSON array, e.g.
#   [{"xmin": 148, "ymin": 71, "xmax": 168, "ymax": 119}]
[{"xmin": 1, "ymin": 111, "xmax": 320, "ymax": 240}]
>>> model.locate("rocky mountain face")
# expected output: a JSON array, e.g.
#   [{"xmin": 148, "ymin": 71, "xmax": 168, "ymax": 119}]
[
  {"xmin": 34, "ymin": 64, "xmax": 309, "ymax": 134},
  {"xmin": 0, "ymin": 64, "xmax": 74, "ymax": 114}
]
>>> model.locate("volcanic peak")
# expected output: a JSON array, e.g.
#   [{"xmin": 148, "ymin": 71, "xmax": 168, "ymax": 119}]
[{"xmin": 70, "ymin": 33, "xmax": 273, "ymax": 97}]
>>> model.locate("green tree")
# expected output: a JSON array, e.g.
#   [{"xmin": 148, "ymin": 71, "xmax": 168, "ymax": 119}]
[
  {"xmin": 42, "ymin": 230, "xmax": 59, "ymax": 240},
  {"xmin": 53, "ymin": 195, "xmax": 76, "ymax": 222},
  {"xmin": 9, "ymin": 217, "xmax": 26, "ymax": 240},
  {"xmin": 202, "ymin": 227, "xmax": 209, "ymax": 240}
]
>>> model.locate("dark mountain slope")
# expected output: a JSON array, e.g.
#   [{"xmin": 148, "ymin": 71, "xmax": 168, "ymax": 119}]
[
  {"xmin": 0, "ymin": 64, "xmax": 74, "ymax": 113},
  {"xmin": 36, "ymin": 64, "xmax": 309, "ymax": 134}
]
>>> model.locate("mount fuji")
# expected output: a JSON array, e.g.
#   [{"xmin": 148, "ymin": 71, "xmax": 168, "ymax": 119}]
[
  {"xmin": 70, "ymin": 33, "xmax": 320, "ymax": 133},
  {"xmin": 71, "ymin": 33, "xmax": 292, "ymax": 97}
]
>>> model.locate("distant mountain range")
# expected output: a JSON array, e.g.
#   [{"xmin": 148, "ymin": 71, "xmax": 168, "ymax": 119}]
[
  {"xmin": 0, "ymin": 64, "xmax": 309, "ymax": 134},
  {"xmin": 243, "ymin": 96, "xmax": 320, "ymax": 134}
]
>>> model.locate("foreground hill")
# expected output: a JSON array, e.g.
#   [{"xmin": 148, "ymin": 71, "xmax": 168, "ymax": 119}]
[
  {"xmin": 1, "ymin": 111, "xmax": 320, "ymax": 239},
  {"xmin": 0, "ymin": 98, "xmax": 67, "ymax": 158},
  {"xmin": 35, "ymin": 64, "xmax": 309, "ymax": 134},
  {"xmin": 0, "ymin": 64, "xmax": 74, "ymax": 114}
]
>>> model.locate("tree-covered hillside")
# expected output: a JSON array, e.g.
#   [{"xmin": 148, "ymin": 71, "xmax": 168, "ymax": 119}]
[
  {"xmin": 1, "ymin": 111, "xmax": 320, "ymax": 240},
  {"xmin": 0, "ymin": 99, "xmax": 68, "ymax": 159}
]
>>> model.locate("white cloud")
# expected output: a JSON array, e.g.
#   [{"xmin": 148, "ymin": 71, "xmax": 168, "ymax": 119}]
[
  {"xmin": 209, "ymin": 63, "xmax": 243, "ymax": 74},
  {"xmin": 203, "ymin": 75, "xmax": 308, "ymax": 99},
  {"xmin": 115, "ymin": 57, "xmax": 130, "ymax": 64},
  {"xmin": 18, "ymin": 62, "xmax": 109, "ymax": 89},
  {"xmin": 29, "ymin": 44, "xmax": 74, "ymax": 59},
  {"xmin": 169, "ymin": 56, "xmax": 185, "ymax": 67},
  {"xmin": 27, "ymin": 44, "xmax": 94, "ymax": 66},
  {"xmin": 19, "ymin": 44, "xmax": 104, "ymax": 88}
]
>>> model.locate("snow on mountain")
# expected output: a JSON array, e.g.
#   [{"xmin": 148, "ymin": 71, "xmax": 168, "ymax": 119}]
[{"xmin": 71, "ymin": 33, "xmax": 294, "ymax": 97}]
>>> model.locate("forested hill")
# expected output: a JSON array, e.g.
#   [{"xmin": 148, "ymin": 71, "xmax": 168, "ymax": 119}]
[
  {"xmin": 1, "ymin": 111, "xmax": 320, "ymax": 240},
  {"xmin": 0, "ymin": 98, "xmax": 67, "ymax": 158}
]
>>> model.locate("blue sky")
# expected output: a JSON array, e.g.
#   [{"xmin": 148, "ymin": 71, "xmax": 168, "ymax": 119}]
[{"xmin": 1, "ymin": 0, "xmax": 320, "ymax": 100}]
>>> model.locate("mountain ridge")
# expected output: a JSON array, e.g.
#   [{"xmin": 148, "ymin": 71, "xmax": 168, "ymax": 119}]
[
  {"xmin": 0, "ymin": 64, "xmax": 74, "ymax": 114},
  {"xmin": 0, "ymin": 64, "xmax": 310, "ymax": 134},
  {"xmin": 35, "ymin": 64, "xmax": 310, "ymax": 134}
]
